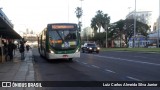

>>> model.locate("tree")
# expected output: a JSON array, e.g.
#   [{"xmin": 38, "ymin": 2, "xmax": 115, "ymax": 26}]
[
  {"xmin": 75, "ymin": 7, "xmax": 83, "ymax": 30},
  {"xmin": 91, "ymin": 17, "xmax": 98, "ymax": 34},
  {"xmin": 91, "ymin": 10, "xmax": 110, "ymax": 33},
  {"xmin": 95, "ymin": 10, "xmax": 103, "ymax": 33},
  {"xmin": 90, "ymin": 10, "xmax": 110, "ymax": 48},
  {"xmin": 101, "ymin": 14, "xmax": 110, "ymax": 30},
  {"xmin": 91, "ymin": 32, "xmax": 106, "ymax": 47},
  {"xmin": 101, "ymin": 14, "xmax": 110, "ymax": 48},
  {"xmin": 111, "ymin": 19, "xmax": 150, "ymax": 47},
  {"xmin": 124, "ymin": 19, "xmax": 149, "ymax": 47},
  {"xmin": 113, "ymin": 20, "xmax": 124, "ymax": 47},
  {"xmin": 75, "ymin": 7, "xmax": 83, "ymax": 21}
]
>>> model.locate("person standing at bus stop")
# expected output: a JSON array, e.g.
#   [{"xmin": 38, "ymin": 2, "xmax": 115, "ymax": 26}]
[
  {"xmin": 7, "ymin": 41, "xmax": 15, "ymax": 61},
  {"xmin": 2, "ymin": 40, "xmax": 8, "ymax": 61},
  {"xmin": 19, "ymin": 41, "xmax": 25, "ymax": 60}
]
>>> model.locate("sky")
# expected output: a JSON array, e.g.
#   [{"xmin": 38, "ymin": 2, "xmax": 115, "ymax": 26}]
[{"xmin": 0, "ymin": 0, "xmax": 159, "ymax": 33}]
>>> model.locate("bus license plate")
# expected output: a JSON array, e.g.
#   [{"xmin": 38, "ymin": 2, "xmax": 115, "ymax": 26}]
[{"xmin": 63, "ymin": 55, "xmax": 68, "ymax": 58}]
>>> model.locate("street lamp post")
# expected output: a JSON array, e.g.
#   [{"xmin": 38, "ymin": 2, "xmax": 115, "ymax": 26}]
[
  {"xmin": 80, "ymin": 0, "xmax": 83, "ymax": 42},
  {"xmin": 158, "ymin": 0, "xmax": 160, "ymax": 48},
  {"xmin": 80, "ymin": 0, "xmax": 83, "ymax": 26},
  {"xmin": 106, "ymin": 27, "xmax": 108, "ymax": 48},
  {"xmin": 68, "ymin": 0, "xmax": 70, "ymax": 23},
  {"xmin": 87, "ymin": 28, "xmax": 88, "ymax": 42},
  {"xmin": 133, "ymin": 0, "xmax": 137, "ymax": 48}
]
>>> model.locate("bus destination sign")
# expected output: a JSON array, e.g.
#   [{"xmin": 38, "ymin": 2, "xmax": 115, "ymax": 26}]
[{"xmin": 52, "ymin": 25, "xmax": 74, "ymax": 29}]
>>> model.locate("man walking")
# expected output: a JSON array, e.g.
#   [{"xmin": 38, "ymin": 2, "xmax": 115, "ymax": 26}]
[
  {"xmin": 19, "ymin": 41, "xmax": 25, "ymax": 60},
  {"xmin": 7, "ymin": 41, "xmax": 14, "ymax": 61}
]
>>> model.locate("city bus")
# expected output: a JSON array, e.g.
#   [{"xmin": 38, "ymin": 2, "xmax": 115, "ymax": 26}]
[{"xmin": 38, "ymin": 23, "xmax": 80, "ymax": 61}]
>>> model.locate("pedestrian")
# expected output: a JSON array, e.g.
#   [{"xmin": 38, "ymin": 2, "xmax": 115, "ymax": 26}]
[
  {"xmin": 7, "ymin": 41, "xmax": 14, "ymax": 61},
  {"xmin": 2, "ymin": 40, "xmax": 8, "ymax": 61},
  {"xmin": 13, "ymin": 43, "xmax": 17, "ymax": 55},
  {"xmin": 2, "ymin": 40, "xmax": 8, "ymax": 55},
  {"xmin": 26, "ymin": 44, "xmax": 31, "ymax": 52},
  {"xmin": 19, "ymin": 41, "xmax": 25, "ymax": 60}
]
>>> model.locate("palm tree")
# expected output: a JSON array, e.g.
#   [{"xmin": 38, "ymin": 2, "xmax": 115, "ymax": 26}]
[
  {"xmin": 75, "ymin": 7, "xmax": 83, "ymax": 30},
  {"xmin": 101, "ymin": 14, "xmax": 110, "ymax": 30},
  {"xmin": 91, "ymin": 10, "xmax": 110, "ymax": 33},
  {"xmin": 91, "ymin": 10, "xmax": 110, "ymax": 47},
  {"xmin": 114, "ymin": 20, "xmax": 124, "ymax": 47},
  {"xmin": 91, "ymin": 10, "xmax": 103, "ymax": 33},
  {"xmin": 101, "ymin": 13, "xmax": 110, "ymax": 48},
  {"xmin": 95, "ymin": 11, "xmax": 103, "ymax": 33},
  {"xmin": 91, "ymin": 17, "xmax": 98, "ymax": 34}
]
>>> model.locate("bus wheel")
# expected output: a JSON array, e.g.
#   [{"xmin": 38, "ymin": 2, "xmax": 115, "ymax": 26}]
[{"xmin": 68, "ymin": 58, "xmax": 73, "ymax": 62}]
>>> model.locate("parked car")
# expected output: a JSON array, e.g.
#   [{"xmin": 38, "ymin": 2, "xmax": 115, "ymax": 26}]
[{"xmin": 81, "ymin": 43, "xmax": 100, "ymax": 53}]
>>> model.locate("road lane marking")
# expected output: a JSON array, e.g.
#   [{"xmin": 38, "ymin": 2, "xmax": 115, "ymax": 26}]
[
  {"xmin": 81, "ymin": 62, "xmax": 87, "ymax": 65},
  {"xmin": 105, "ymin": 69, "xmax": 116, "ymax": 73},
  {"xmin": 126, "ymin": 76, "xmax": 141, "ymax": 81},
  {"xmin": 91, "ymin": 65, "xmax": 100, "ymax": 68},
  {"xmin": 75, "ymin": 57, "xmax": 143, "ymax": 81},
  {"xmin": 134, "ymin": 56, "xmax": 148, "ymax": 59},
  {"xmin": 75, "ymin": 60, "xmax": 79, "ymax": 62},
  {"xmin": 134, "ymin": 56, "xmax": 159, "ymax": 60},
  {"xmin": 134, "ymin": 56, "xmax": 147, "ymax": 58},
  {"xmin": 94, "ymin": 55, "xmax": 160, "ymax": 66}
]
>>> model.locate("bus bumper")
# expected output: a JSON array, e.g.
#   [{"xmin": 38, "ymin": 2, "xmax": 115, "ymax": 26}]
[{"xmin": 47, "ymin": 52, "xmax": 80, "ymax": 59}]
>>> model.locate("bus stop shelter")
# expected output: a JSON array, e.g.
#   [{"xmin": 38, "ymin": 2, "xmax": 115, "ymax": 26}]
[
  {"xmin": 0, "ymin": 9, "xmax": 22, "ymax": 63},
  {"xmin": 0, "ymin": 8, "xmax": 21, "ymax": 39},
  {"xmin": 0, "ymin": 18, "xmax": 21, "ymax": 39}
]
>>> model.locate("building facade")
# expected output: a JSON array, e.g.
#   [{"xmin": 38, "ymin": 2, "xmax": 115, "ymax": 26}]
[
  {"xmin": 153, "ymin": 16, "xmax": 160, "ymax": 32},
  {"xmin": 126, "ymin": 11, "xmax": 152, "ymax": 31},
  {"xmin": 126, "ymin": 11, "xmax": 154, "ymax": 48},
  {"xmin": 81, "ymin": 27, "xmax": 93, "ymax": 41}
]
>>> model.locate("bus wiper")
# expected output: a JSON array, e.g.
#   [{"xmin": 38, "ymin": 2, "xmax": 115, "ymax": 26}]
[{"xmin": 55, "ymin": 30, "xmax": 65, "ymax": 43}]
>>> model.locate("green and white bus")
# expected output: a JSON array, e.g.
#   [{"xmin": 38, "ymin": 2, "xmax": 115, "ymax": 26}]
[{"xmin": 38, "ymin": 23, "xmax": 80, "ymax": 61}]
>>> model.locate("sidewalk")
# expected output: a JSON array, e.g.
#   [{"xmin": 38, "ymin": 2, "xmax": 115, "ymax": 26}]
[{"xmin": 0, "ymin": 50, "xmax": 35, "ymax": 90}]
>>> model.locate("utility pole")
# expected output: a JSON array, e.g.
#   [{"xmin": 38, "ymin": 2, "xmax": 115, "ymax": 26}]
[
  {"xmin": 68, "ymin": 0, "xmax": 70, "ymax": 23},
  {"xmin": 80, "ymin": 0, "xmax": 83, "ymax": 27},
  {"xmin": 106, "ymin": 26, "xmax": 108, "ymax": 48},
  {"xmin": 157, "ymin": 0, "xmax": 160, "ymax": 48},
  {"xmin": 80, "ymin": 0, "xmax": 83, "ymax": 42},
  {"xmin": 133, "ymin": 0, "xmax": 137, "ymax": 48}
]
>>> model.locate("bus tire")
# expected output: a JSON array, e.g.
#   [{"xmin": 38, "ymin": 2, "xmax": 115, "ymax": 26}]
[
  {"xmin": 68, "ymin": 58, "xmax": 73, "ymax": 62},
  {"xmin": 47, "ymin": 59, "xmax": 52, "ymax": 62}
]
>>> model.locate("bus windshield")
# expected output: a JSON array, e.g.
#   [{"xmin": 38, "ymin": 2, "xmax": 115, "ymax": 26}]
[{"xmin": 49, "ymin": 30, "xmax": 78, "ymax": 50}]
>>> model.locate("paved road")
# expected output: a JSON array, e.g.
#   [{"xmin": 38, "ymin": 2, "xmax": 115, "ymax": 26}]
[{"xmin": 32, "ymin": 48, "xmax": 160, "ymax": 90}]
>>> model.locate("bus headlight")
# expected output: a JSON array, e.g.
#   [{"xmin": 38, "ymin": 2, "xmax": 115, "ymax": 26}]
[
  {"xmin": 89, "ymin": 47, "xmax": 92, "ymax": 50},
  {"xmin": 49, "ymin": 49, "xmax": 54, "ymax": 53},
  {"xmin": 97, "ymin": 47, "xmax": 100, "ymax": 50},
  {"xmin": 76, "ymin": 48, "xmax": 80, "ymax": 52},
  {"xmin": 50, "ymin": 51, "xmax": 54, "ymax": 53}
]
